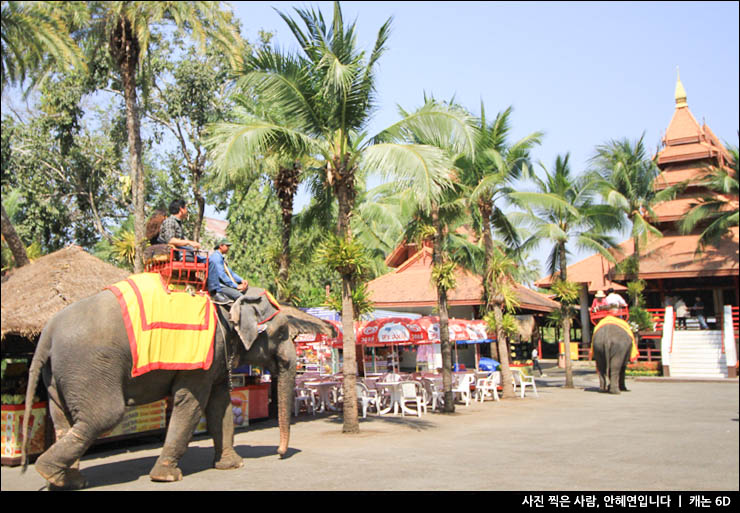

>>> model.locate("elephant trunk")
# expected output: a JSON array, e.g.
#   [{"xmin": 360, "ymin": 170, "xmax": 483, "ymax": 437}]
[{"xmin": 276, "ymin": 362, "xmax": 295, "ymax": 457}]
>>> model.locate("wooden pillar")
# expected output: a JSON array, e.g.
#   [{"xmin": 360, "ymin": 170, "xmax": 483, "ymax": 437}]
[{"xmin": 579, "ymin": 284, "xmax": 591, "ymax": 347}]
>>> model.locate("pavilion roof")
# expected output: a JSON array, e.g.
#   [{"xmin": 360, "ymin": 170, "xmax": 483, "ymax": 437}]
[{"xmin": 368, "ymin": 246, "xmax": 559, "ymax": 313}]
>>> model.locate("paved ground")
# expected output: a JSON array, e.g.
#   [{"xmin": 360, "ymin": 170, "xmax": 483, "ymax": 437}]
[{"xmin": 2, "ymin": 360, "xmax": 738, "ymax": 491}]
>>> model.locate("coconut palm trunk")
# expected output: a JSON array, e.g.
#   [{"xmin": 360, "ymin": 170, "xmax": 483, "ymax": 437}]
[
  {"xmin": 431, "ymin": 206, "xmax": 455, "ymax": 412},
  {"xmin": 492, "ymin": 304, "xmax": 515, "ymax": 398},
  {"xmin": 558, "ymin": 243, "xmax": 574, "ymax": 388},
  {"xmin": 335, "ymin": 174, "xmax": 360, "ymax": 433},
  {"xmin": 110, "ymin": 14, "xmax": 146, "ymax": 273},
  {"xmin": 1, "ymin": 203, "xmax": 30, "ymax": 268}
]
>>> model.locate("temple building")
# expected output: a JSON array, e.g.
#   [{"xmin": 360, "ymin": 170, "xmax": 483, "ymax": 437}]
[{"xmin": 536, "ymin": 73, "xmax": 738, "ymax": 346}]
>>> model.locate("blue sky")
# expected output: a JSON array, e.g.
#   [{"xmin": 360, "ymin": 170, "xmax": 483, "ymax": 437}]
[{"xmin": 224, "ymin": 1, "xmax": 739, "ymax": 270}]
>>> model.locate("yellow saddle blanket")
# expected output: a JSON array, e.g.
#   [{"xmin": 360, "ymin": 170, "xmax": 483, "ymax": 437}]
[
  {"xmin": 591, "ymin": 315, "xmax": 639, "ymax": 362},
  {"xmin": 107, "ymin": 273, "xmax": 217, "ymax": 377}
]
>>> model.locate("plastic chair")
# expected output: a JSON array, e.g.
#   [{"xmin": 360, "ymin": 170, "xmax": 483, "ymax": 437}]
[
  {"xmin": 421, "ymin": 378, "xmax": 444, "ymax": 411},
  {"xmin": 452, "ymin": 373, "xmax": 474, "ymax": 407},
  {"xmin": 511, "ymin": 369, "xmax": 538, "ymax": 398},
  {"xmin": 356, "ymin": 382, "xmax": 379, "ymax": 418},
  {"xmin": 294, "ymin": 387, "xmax": 317, "ymax": 416},
  {"xmin": 475, "ymin": 373, "xmax": 499, "ymax": 402},
  {"xmin": 399, "ymin": 381, "xmax": 425, "ymax": 417}
]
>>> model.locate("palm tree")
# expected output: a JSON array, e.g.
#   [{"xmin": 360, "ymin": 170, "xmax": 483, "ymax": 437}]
[
  {"xmin": 483, "ymin": 243, "xmax": 521, "ymax": 399},
  {"xmin": 1, "ymin": 0, "xmax": 85, "ymax": 92},
  {"xmin": 590, "ymin": 134, "xmax": 677, "ymax": 285},
  {"xmin": 678, "ymin": 144, "xmax": 739, "ymax": 253},
  {"xmin": 509, "ymin": 153, "xmax": 621, "ymax": 387},
  {"xmin": 76, "ymin": 1, "xmax": 243, "ymax": 272},
  {"xmin": 1, "ymin": 0, "xmax": 85, "ymax": 268},
  {"xmin": 208, "ymin": 3, "xmax": 476, "ymax": 433},
  {"xmin": 456, "ymin": 104, "xmax": 542, "ymax": 392}
]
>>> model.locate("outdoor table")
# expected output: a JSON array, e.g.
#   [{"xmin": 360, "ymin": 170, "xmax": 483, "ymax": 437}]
[
  {"xmin": 304, "ymin": 381, "xmax": 340, "ymax": 412},
  {"xmin": 375, "ymin": 381, "xmax": 420, "ymax": 416}
]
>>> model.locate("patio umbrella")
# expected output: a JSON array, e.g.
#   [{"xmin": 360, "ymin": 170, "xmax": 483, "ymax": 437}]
[
  {"xmin": 295, "ymin": 320, "xmax": 343, "ymax": 374},
  {"xmin": 416, "ymin": 317, "xmax": 495, "ymax": 370},
  {"xmin": 355, "ymin": 317, "xmax": 431, "ymax": 373}
]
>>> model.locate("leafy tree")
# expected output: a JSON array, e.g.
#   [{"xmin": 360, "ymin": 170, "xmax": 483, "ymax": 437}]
[
  {"xmin": 72, "ymin": 1, "xmax": 244, "ymax": 272},
  {"xmin": 1, "ymin": 0, "xmax": 86, "ymax": 268},
  {"xmin": 678, "ymin": 143, "xmax": 738, "ymax": 253},
  {"xmin": 590, "ymin": 134, "xmax": 677, "ymax": 285},
  {"xmin": 208, "ymin": 2, "xmax": 475, "ymax": 433},
  {"xmin": 510, "ymin": 153, "xmax": 621, "ymax": 387}
]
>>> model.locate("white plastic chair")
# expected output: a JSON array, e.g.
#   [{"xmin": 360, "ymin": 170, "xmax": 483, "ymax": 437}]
[
  {"xmin": 399, "ymin": 381, "xmax": 425, "ymax": 417},
  {"xmin": 452, "ymin": 373, "xmax": 475, "ymax": 407},
  {"xmin": 355, "ymin": 382, "xmax": 379, "ymax": 418},
  {"xmin": 293, "ymin": 387, "xmax": 317, "ymax": 416},
  {"xmin": 511, "ymin": 369, "xmax": 538, "ymax": 398},
  {"xmin": 421, "ymin": 378, "xmax": 444, "ymax": 411},
  {"xmin": 475, "ymin": 373, "xmax": 500, "ymax": 402}
]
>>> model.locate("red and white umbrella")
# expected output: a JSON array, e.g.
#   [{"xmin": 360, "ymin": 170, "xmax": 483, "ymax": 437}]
[
  {"xmin": 355, "ymin": 317, "xmax": 431, "ymax": 347},
  {"xmin": 295, "ymin": 320, "xmax": 343, "ymax": 347},
  {"xmin": 416, "ymin": 317, "xmax": 493, "ymax": 343}
]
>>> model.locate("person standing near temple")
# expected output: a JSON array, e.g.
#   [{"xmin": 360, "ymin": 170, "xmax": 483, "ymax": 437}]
[{"xmin": 692, "ymin": 296, "xmax": 708, "ymax": 330}]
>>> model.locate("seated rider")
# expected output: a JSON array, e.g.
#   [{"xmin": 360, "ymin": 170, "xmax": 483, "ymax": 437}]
[
  {"xmin": 605, "ymin": 288, "xmax": 627, "ymax": 311},
  {"xmin": 207, "ymin": 239, "xmax": 248, "ymax": 302},
  {"xmin": 591, "ymin": 290, "xmax": 608, "ymax": 312},
  {"xmin": 157, "ymin": 199, "xmax": 205, "ymax": 263}
]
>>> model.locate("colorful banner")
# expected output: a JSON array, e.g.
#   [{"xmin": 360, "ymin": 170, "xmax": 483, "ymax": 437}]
[
  {"xmin": 99, "ymin": 400, "xmax": 167, "ymax": 439},
  {"xmin": 1, "ymin": 402, "xmax": 47, "ymax": 461}
]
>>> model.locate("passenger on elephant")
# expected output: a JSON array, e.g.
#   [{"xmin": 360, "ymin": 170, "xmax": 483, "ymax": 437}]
[
  {"xmin": 158, "ymin": 199, "xmax": 205, "ymax": 263},
  {"xmin": 605, "ymin": 288, "xmax": 627, "ymax": 311},
  {"xmin": 591, "ymin": 290, "xmax": 608, "ymax": 312},
  {"xmin": 207, "ymin": 238, "xmax": 248, "ymax": 302}
]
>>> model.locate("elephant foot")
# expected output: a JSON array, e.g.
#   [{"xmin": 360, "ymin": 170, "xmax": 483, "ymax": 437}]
[
  {"xmin": 620, "ymin": 387, "xmax": 630, "ymax": 392},
  {"xmin": 36, "ymin": 459, "xmax": 88, "ymax": 490},
  {"xmin": 149, "ymin": 461, "xmax": 183, "ymax": 482},
  {"xmin": 214, "ymin": 449, "xmax": 243, "ymax": 470},
  {"xmin": 608, "ymin": 389, "xmax": 621, "ymax": 395}
]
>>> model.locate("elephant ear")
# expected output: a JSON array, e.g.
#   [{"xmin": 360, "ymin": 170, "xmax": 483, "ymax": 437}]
[{"xmin": 229, "ymin": 295, "xmax": 259, "ymax": 351}]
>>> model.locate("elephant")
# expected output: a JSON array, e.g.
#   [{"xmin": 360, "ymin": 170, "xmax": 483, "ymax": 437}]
[
  {"xmin": 20, "ymin": 286, "xmax": 335, "ymax": 490},
  {"xmin": 591, "ymin": 322, "xmax": 634, "ymax": 394}
]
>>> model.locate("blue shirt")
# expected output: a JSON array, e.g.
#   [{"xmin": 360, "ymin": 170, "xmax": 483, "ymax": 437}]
[{"xmin": 207, "ymin": 250, "xmax": 243, "ymax": 293}]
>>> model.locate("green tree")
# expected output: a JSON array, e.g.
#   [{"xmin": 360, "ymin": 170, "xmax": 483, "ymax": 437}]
[
  {"xmin": 208, "ymin": 2, "xmax": 476, "ymax": 433},
  {"xmin": 590, "ymin": 134, "xmax": 677, "ymax": 285},
  {"xmin": 678, "ymin": 144, "xmax": 738, "ymax": 253},
  {"xmin": 74, "ymin": 1, "xmax": 243, "ymax": 272},
  {"xmin": 510, "ymin": 153, "xmax": 620, "ymax": 387},
  {"xmin": 1, "ymin": 0, "xmax": 86, "ymax": 268}
]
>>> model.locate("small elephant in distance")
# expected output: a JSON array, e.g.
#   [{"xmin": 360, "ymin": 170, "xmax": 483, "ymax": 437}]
[{"xmin": 591, "ymin": 322, "xmax": 635, "ymax": 394}]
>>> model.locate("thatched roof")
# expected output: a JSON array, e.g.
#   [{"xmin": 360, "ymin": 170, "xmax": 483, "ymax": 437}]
[{"xmin": 1, "ymin": 245, "xmax": 130, "ymax": 341}]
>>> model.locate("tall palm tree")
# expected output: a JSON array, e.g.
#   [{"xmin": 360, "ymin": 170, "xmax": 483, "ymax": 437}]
[
  {"xmin": 456, "ymin": 104, "xmax": 542, "ymax": 392},
  {"xmin": 590, "ymin": 134, "xmax": 677, "ymax": 285},
  {"xmin": 208, "ymin": 3, "xmax": 476, "ymax": 433},
  {"xmin": 76, "ymin": 1, "xmax": 243, "ymax": 272},
  {"xmin": 678, "ymin": 144, "xmax": 739, "ymax": 253},
  {"xmin": 1, "ymin": 0, "xmax": 85, "ymax": 268},
  {"xmin": 510, "ymin": 153, "xmax": 621, "ymax": 387}
]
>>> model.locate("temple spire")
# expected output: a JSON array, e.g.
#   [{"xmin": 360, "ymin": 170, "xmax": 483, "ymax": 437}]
[{"xmin": 675, "ymin": 67, "xmax": 688, "ymax": 108}]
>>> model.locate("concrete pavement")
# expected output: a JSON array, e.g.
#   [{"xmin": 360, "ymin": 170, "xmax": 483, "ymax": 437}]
[{"xmin": 2, "ymin": 360, "xmax": 738, "ymax": 491}]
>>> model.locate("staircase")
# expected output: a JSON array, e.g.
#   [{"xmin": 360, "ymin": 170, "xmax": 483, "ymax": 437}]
[{"xmin": 670, "ymin": 330, "xmax": 727, "ymax": 378}]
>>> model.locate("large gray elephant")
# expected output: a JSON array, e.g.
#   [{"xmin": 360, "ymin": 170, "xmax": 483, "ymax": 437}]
[
  {"xmin": 591, "ymin": 322, "xmax": 634, "ymax": 394},
  {"xmin": 20, "ymin": 286, "xmax": 334, "ymax": 490}
]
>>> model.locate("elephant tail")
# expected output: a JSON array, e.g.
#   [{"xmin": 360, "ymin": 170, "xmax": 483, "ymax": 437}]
[{"xmin": 21, "ymin": 324, "xmax": 53, "ymax": 473}]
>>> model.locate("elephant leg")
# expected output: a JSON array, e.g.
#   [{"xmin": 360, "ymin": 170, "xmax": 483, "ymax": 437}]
[
  {"xmin": 36, "ymin": 381, "xmax": 125, "ymax": 490},
  {"xmin": 595, "ymin": 355, "xmax": 608, "ymax": 392},
  {"xmin": 608, "ymin": 355, "xmax": 622, "ymax": 394},
  {"xmin": 619, "ymin": 350, "xmax": 630, "ymax": 392},
  {"xmin": 150, "ymin": 384, "xmax": 205, "ymax": 482},
  {"xmin": 205, "ymin": 384, "xmax": 243, "ymax": 470}
]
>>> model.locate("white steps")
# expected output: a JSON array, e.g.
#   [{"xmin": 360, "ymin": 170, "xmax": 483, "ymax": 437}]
[{"xmin": 670, "ymin": 330, "xmax": 727, "ymax": 378}]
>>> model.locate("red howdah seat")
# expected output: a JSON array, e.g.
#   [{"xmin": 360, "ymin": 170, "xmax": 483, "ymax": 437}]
[{"xmin": 144, "ymin": 244, "xmax": 209, "ymax": 291}]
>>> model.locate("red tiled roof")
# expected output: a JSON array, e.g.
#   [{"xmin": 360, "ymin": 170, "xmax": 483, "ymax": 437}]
[{"xmin": 368, "ymin": 247, "xmax": 559, "ymax": 312}]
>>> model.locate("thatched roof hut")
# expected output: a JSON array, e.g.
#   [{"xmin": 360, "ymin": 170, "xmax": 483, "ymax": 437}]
[{"xmin": 1, "ymin": 245, "xmax": 130, "ymax": 351}]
